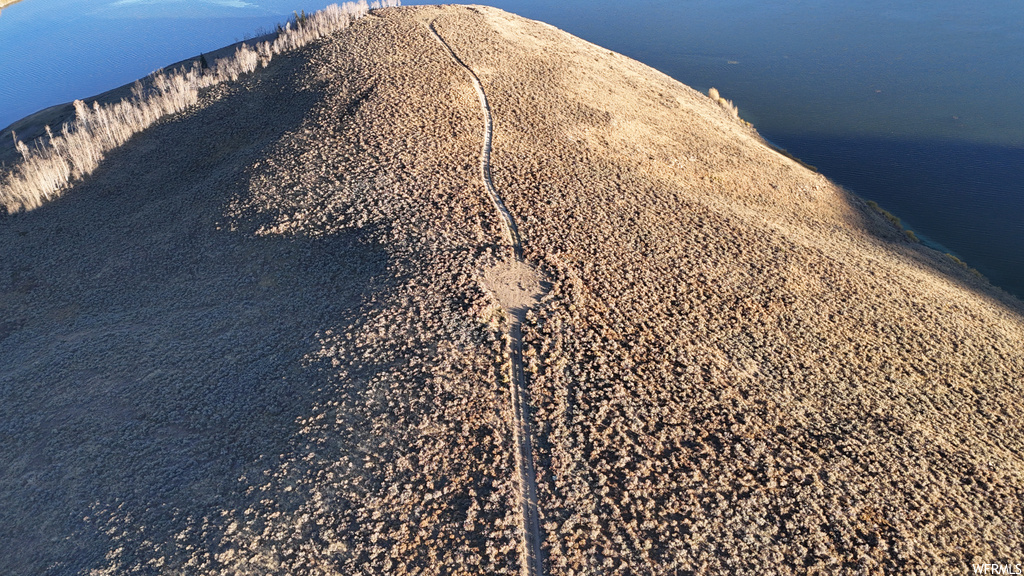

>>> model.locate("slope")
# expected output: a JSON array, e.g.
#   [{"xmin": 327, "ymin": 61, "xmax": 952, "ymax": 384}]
[
  {"xmin": 427, "ymin": 6, "xmax": 1024, "ymax": 574},
  {"xmin": 0, "ymin": 5, "xmax": 1022, "ymax": 576}
]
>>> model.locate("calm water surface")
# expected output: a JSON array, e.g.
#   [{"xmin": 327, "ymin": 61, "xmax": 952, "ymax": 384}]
[
  {"xmin": 0, "ymin": 0, "xmax": 335, "ymax": 125},
  {"xmin": 2, "ymin": 0, "xmax": 1023, "ymax": 297}
]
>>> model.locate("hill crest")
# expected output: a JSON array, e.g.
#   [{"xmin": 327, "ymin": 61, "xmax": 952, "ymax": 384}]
[{"xmin": 1, "ymin": 5, "xmax": 1022, "ymax": 575}]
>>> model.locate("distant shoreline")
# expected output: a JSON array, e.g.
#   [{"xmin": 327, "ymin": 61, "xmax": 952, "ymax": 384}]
[{"xmin": 0, "ymin": 32, "xmax": 275, "ymax": 167}]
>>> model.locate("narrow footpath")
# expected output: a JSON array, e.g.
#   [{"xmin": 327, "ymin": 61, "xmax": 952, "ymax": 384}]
[{"xmin": 428, "ymin": 21, "xmax": 545, "ymax": 576}]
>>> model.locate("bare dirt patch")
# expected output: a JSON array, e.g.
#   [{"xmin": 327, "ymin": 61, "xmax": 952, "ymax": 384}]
[{"xmin": 483, "ymin": 259, "xmax": 545, "ymax": 312}]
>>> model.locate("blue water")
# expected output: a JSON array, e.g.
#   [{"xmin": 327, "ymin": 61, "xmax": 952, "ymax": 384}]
[
  {"xmin": 2, "ymin": 0, "xmax": 1023, "ymax": 298},
  {"xmin": 0, "ymin": 0, "xmax": 334, "ymax": 127}
]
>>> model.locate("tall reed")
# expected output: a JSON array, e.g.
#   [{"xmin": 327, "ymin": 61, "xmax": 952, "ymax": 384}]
[
  {"xmin": 0, "ymin": 0, "xmax": 400, "ymax": 213},
  {"xmin": 707, "ymin": 86, "xmax": 739, "ymax": 118}
]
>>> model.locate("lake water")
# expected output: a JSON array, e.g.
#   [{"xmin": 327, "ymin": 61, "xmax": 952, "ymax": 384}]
[
  {"xmin": 2, "ymin": 0, "xmax": 1023, "ymax": 298},
  {"xmin": 0, "ymin": 0, "xmax": 337, "ymax": 125}
]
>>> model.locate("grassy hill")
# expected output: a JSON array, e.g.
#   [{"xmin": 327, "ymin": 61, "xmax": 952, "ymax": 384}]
[{"xmin": 1, "ymin": 5, "xmax": 1022, "ymax": 575}]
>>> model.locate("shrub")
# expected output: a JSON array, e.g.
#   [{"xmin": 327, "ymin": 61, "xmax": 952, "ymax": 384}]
[
  {"xmin": 945, "ymin": 253, "xmax": 967, "ymax": 269},
  {"xmin": 866, "ymin": 200, "xmax": 902, "ymax": 229},
  {"xmin": 943, "ymin": 253, "xmax": 986, "ymax": 279},
  {"xmin": 707, "ymin": 87, "xmax": 738, "ymax": 117},
  {"xmin": 718, "ymin": 97, "xmax": 738, "ymax": 117}
]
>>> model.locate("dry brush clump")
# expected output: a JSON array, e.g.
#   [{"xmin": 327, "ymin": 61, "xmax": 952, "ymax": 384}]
[
  {"xmin": 3, "ymin": 73, "xmax": 202, "ymax": 211},
  {"xmin": 431, "ymin": 6, "xmax": 1024, "ymax": 574},
  {"xmin": 864, "ymin": 199, "xmax": 922, "ymax": 244},
  {"xmin": 708, "ymin": 86, "xmax": 739, "ymax": 117},
  {"xmin": 0, "ymin": 0, "xmax": 397, "ymax": 214}
]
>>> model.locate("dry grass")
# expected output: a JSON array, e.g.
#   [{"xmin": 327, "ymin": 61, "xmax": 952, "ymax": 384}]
[
  {"xmin": 2, "ymin": 5, "xmax": 1022, "ymax": 576},
  {"xmin": 865, "ymin": 199, "xmax": 921, "ymax": 244},
  {"xmin": 0, "ymin": 0, "xmax": 398, "ymax": 214},
  {"xmin": 708, "ymin": 86, "xmax": 739, "ymax": 117},
  {"xmin": 430, "ymin": 6, "xmax": 1024, "ymax": 574}
]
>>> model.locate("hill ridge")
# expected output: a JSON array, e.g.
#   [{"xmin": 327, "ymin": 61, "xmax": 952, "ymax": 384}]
[
  {"xmin": 0, "ymin": 5, "xmax": 1022, "ymax": 575},
  {"xmin": 429, "ymin": 18, "xmax": 546, "ymax": 576}
]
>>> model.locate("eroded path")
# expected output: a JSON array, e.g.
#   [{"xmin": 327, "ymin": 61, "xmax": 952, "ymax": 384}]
[{"xmin": 429, "ymin": 21, "xmax": 545, "ymax": 576}]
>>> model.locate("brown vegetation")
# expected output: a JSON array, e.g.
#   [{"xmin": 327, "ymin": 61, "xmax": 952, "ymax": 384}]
[
  {"xmin": 430, "ymin": 6, "xmax": 1024, "ymax": 574},
  {"xmin": 1, "ymin": 5, "xmax": 1023, "ymax": 576},
  {"xmin": 708, "ymin": 86, "xmax": 739, "ymax": 117},
  {"xmin": 0, "ymin": 0, "xmax": 398, "ymax": 214},
  {"xmin": 2, "ymin": 5, "xmax": 519, "ymax": 575}
]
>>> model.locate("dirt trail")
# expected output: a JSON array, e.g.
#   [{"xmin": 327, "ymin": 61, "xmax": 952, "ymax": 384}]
[
  {"xmin": 429, "ymin": 21, "xmax": 544, "ymax": 576},
  {"xmin": 428, "ymin": 22, "xmax": 523, "ymax": 260}
]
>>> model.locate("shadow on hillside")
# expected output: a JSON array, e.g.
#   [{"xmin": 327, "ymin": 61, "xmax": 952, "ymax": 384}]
[
  {"xmin": 774, "ymin": 133, "xmax": 1024, "ymax": 314},
  {"xmin": 0, "ymin": 57, "xmax": 390, "ymax": 575}
]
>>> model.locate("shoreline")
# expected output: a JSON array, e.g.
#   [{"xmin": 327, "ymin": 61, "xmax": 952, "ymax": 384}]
[{"xmin": 0, "ymin": 32, "xmax": 275, "ymax": 167}]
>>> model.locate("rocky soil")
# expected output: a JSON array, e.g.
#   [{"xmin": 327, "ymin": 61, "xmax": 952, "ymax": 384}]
[{"xmin": 1, "ymin": 5, "xmax": 1022, "ymax": 575}]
